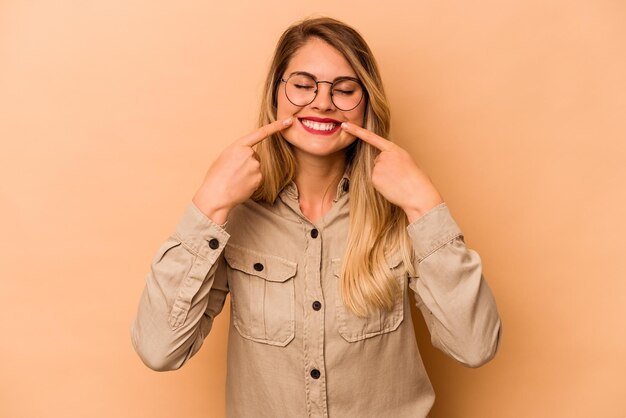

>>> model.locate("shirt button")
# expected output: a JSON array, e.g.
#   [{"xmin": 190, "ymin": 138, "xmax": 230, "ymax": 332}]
[
  {"xmin": 253, "ymin": 262, "xmax": 264, "ymax": 271},
  {"xmin": 310, "ymin": 228, "xmax": 318, "ymax": 238},
  {"xmin": 312, "ymin": 301, "xmax": 322, "ymax": 311},
  {"xmin": 208, "ymin": 238, "xmax": 219, "ymax": 249},
  {"xmin": 310, "ymin": 369, "xmax": 321, "ymax": 379}
]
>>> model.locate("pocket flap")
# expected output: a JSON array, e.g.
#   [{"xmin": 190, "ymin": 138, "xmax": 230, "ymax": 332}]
[{"xmin": 224, "ymin": 243, "xmax": 297, "ymax": 283}]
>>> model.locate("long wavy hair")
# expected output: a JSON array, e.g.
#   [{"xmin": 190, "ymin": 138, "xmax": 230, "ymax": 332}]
[{"xmin": 252, "ymin": 16, "xmax": 417, "ymax": 318}]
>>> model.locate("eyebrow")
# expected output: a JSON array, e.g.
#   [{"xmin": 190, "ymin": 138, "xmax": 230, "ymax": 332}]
[{"xmin": 287, "ymin": 71, "xmax": 359, "ymax": 81}]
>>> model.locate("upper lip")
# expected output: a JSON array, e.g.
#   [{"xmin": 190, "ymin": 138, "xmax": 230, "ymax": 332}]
[{"xmin": 299, "ymin": 116, "xmax": 342, "ymax": 124}]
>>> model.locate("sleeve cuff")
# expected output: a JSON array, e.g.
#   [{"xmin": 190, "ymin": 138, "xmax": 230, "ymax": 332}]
[
  {"xmin": 406, "ymin": 202, "xmax": 463, "ymax": 262},
  {"xmin": 173, "ymin": 201, "xmax": 231, "ymax": 262}
]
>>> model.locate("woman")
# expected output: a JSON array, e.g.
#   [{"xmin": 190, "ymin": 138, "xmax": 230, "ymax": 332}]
[{"xmin": 131, "ymin": 16, "xmax": 501, "ymax": 418}]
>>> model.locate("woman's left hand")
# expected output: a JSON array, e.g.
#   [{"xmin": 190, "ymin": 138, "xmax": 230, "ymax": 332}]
[{"xmin": 341, "ymin": 122, "xmax": 445, "ymax": 223}]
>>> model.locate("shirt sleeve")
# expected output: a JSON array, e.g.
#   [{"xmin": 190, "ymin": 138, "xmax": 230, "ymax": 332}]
[
  {"xmin": 130, "ymin": 201, "xmax": 231, "ymax": 371},
  {"xmin": 407, "ymin": 202, "xmax": 502, "ymax": 368}
]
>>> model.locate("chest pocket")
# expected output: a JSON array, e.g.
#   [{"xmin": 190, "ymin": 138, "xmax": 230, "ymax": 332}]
[
  {"xmin": 224, "ymin": 243, "xmax": 297, "ymax": 347},
  {"xmin": 332, "ymin": 252, "xmax": 406, "ymax": 342}
]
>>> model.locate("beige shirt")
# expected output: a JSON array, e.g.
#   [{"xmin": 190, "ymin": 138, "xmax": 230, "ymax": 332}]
[{"xmin": 130, "ymin": 171, "xmax": 502, "ymax": 418}]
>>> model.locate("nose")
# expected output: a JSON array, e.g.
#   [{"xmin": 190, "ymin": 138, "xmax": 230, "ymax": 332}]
[{"xmin": 310, "ymin": 81, "xmax": 335, "ymax": 111}]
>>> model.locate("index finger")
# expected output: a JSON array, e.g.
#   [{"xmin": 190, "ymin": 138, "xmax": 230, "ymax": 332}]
[
  {"xmin": 239, "ymin": 117, "xmax": 294, "ymax": 147},
  {"xmin": 341, "ymin": 122, "xmax": 393, "ymax": 152}
]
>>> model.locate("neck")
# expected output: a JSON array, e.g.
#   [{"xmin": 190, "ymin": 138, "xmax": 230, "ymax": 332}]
[{"xmin": 293, "ymin": 151, "xmax": 346, "ymax": 208}]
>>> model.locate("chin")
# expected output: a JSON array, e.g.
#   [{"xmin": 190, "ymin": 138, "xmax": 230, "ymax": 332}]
[{"xmin": 290, "ymin": 143, "xmax": 341, "ymax": 157}]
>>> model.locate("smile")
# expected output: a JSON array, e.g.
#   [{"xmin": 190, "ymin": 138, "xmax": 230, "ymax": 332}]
[{"xmin": 299, "ymin": 117, "xmax": 341, "ymax": 135}]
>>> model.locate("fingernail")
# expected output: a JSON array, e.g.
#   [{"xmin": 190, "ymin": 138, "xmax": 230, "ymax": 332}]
[
  {"xmin": 341, "ymin": 122, "xmax": 348, "ymax": 129},
  {"xmin": 283, "ymin": 117, "xmax": 293, "ymax": 126}
]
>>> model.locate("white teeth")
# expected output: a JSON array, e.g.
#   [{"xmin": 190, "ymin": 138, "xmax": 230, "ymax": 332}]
[{"xmin": 301, "ymin": 119, "xmax": 337, "ymax": 131}]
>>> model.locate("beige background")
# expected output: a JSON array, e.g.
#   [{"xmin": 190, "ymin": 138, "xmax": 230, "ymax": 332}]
[{"xmin": 1, "ymin": 0, "xmax": 625, "ymax": 417}]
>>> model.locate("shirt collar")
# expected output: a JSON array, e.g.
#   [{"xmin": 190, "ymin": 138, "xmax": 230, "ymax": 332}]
[
  {"xmin": 280, "ymin": 167, "xmax": 350, "ymax": 202},
  {"xmin": 335, "ymin": 168, "xmax": 351, "ymax": 202}
]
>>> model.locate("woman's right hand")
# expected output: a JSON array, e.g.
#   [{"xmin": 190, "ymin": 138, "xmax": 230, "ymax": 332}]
[{"xmin": 191, "ymin": 117, "xmax": 294, "ymax": 225}]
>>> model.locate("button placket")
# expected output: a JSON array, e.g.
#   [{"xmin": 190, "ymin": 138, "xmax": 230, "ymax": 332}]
[{"xmin": 302, "ymin": 220, "xmax": 328, "ymax": 416}]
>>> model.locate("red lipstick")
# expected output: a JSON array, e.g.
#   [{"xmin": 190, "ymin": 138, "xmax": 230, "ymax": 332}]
[
  {"xmin": 298, "ymin": 117, "xmax": 342, "ymax": 136},
  {"xmin": 299, "ymin": 116, "xmax": 342, "ymax": 123}
]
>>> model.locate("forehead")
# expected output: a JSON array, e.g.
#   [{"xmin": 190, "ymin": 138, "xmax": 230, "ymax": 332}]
[{"xmin": 285, "ymin": 37, "xmax": 357, "ymax": 79}]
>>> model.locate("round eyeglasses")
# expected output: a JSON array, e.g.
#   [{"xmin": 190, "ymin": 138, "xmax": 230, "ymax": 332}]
[{"xmin": 280, "ymin": 72, "xmax": 365, "ymax": 111}]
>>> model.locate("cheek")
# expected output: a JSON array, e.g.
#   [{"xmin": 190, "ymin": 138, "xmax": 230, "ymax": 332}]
[
  {"xmin": 276, "ymin": 95, "xmax": 288, "ymax": 118},
  {"xmin": 275, "ymin": 94, "xmax": 298, "ymax": 142},
  {"xmin": 346, "ymin": 105, "xmax": 366, "ymax": 127},
  {"xmin": 276, "ymin": 87, "xmax": 299, "ymax": 119}
]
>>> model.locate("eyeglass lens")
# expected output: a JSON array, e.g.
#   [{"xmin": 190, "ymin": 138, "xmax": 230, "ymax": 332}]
[{"xmin": 284, "ymin": 74, "xmax": 363, "ymax": 111}]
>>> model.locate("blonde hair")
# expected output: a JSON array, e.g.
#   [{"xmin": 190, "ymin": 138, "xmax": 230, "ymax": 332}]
[{"xmin": 252, "ymin": 17, "xmax": 417, "ymax": 318}]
